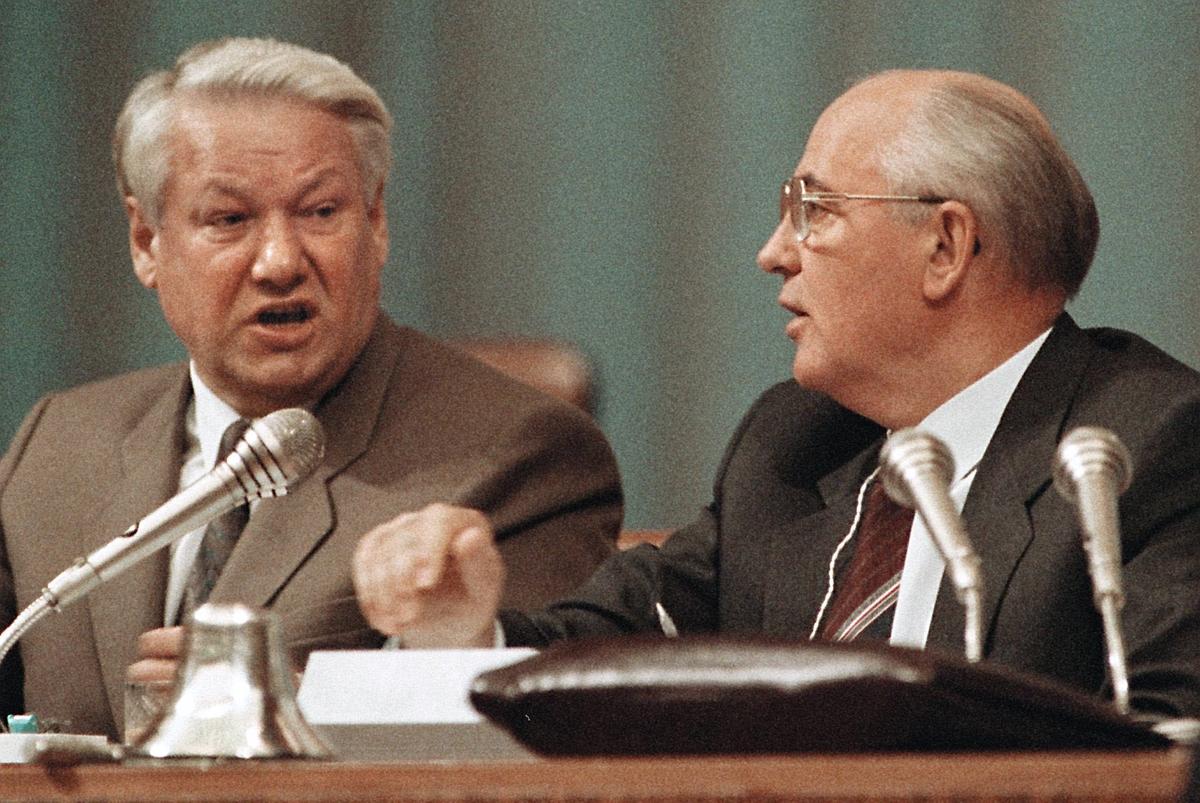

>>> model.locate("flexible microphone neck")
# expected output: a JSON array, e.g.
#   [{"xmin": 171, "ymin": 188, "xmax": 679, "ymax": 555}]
[{"xmin": 879, "ymin": 428, "xmax": 984, "ymax": 662}]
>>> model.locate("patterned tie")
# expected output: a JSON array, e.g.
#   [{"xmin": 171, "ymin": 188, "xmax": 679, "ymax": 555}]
[
  {"xmin": 820, "ymin": 478, "xmax": 916, "ymax": 642},
  {"xmin": 180, "ymin": 419, "xmax": 250, "ymax": 622}
]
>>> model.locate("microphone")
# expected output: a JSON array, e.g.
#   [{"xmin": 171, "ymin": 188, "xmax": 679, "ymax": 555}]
[
  {"xmin": 1053, "ymin": 426, "xmax": 1133, "ymax": 713},
  {"xmin": 0, "ymin": 408, "xmax": 325, "ymax": 689},
  {"xmin": 879, "ymin": 428, "xmax": 984, "ymax": 662},
  {"xmin": 43, "ymin": 407, "xmax": 325, "ymax": 610},
  {"xmin": 1052, "ymin": 426, "xmax": 1131, "ymax": 606}
]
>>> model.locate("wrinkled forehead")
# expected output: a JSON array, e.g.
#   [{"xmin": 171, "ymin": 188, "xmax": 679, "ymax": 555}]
[{"xmin": 167, "ymin": 93, "xmax": 357, "ymax": 161}]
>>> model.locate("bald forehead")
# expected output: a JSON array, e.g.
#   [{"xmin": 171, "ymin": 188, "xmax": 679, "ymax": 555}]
[
  {"xmin": 827, "ymin": 71, "xmax": 958, "ymax": 124},
  {"xmin": 799, "ymin": 77, "xmax": 921, "ymax": 183},
  {"xmin": 813, "ymin": 73, "xmax": 931, "ymax": 149},
  {"xmin": 802, "ymin": 70, "xmax": 1050, "ymax": 179}
]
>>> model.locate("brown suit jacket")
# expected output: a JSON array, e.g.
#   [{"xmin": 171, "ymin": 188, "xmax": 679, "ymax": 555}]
[{"xmin": 0, "ymin": 315, "xmax": 622, "ymax": 738}]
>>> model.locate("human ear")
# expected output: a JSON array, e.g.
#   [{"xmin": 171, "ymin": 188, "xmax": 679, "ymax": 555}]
[
  {"xmin": 366, "ymin": 182, "xmax": 389, "ymax": 269},
  {"xmin": 922, "ymin": 201, "xmax": 978, "ymax": 302},
  {"xmin": 126, "ymin": 197, "xmax": 160, "ymax": 289}
]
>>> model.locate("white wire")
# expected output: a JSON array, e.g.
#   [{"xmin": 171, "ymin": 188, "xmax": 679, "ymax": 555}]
[{"xmin": 808, "ymin": 466, "xmax": 880, "ymax": 641}]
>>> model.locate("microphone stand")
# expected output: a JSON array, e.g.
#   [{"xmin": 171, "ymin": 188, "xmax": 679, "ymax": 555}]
[
  {"xmin": 1073, "ymin": 472, "xmax": 1132, "ymax": 715},
  {"xmin": 1054, "ymin": 426, "xmax": 1133, "ymax": 716},
  {"xmin": 1098, "ymin": 594, "xmax": 1131, "ymax": 715},
  {"xmin": 901, "ymin": 469, "xmax": 984, "ymax": 663},
  {"xmin": 961, "ymin": 586, "xmax": 983, "ymax": 666},
  {"xmin": 881, "ymin": 429, "xmax": 984, "ymax": 663}
]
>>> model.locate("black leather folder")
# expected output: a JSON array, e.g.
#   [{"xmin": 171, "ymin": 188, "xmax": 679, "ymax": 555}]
[{"xmin": 469, "ymin": 636, "xmax": 1170, "ymax": 755}]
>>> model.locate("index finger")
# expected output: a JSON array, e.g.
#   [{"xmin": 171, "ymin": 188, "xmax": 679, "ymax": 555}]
[
  {"xmin": 355, "ymin": 503, "xmax": 491, "ymax": 589},
  {"xmin": 136, "ymin": 626, "xmax": 185, "ymax": 660}
]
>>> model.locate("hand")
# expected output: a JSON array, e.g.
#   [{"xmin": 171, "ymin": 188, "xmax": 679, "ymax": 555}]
[
  {"xmin": 127, "ymin": 626, "xmax": 186, "ymax": 685},
  {"xmin": 353, "ymin": 503, "xmax": 505, "ymax": 648}
]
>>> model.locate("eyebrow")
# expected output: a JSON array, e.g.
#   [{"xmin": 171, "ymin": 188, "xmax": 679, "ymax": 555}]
[
  {"xmin": 196, "ymin": 181, "xmax": 249, "ymax": 199},
  {"xmin": 295, "ymin": 167, "xmax": 347, "ymax": 197},
  {"xmin": 796, "ymin": 173, "xmax": 834, "ymax": 193}
]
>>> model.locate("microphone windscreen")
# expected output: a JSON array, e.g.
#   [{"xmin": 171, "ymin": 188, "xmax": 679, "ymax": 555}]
[
  {"xmin": 1053, "ymin": 427, "xmax": 1132, "ymax": 502},
  {"xmin": 247, "ymin": 408, "xmax": 326, "ymax": 491},
  {"xmin": 879, "ymin": 428, "xmax": 955, "ymax": 508}
]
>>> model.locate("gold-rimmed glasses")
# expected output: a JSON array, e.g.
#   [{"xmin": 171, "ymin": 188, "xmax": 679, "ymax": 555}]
[{"xmin": 780, "ymin": 177, "xmax": 947, "ymax": 242}]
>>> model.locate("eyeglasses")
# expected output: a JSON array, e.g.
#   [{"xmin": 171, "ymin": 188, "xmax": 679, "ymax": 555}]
[{"xmin": 780, "ymin": 176, "xmax": 947, "ymax": 242}]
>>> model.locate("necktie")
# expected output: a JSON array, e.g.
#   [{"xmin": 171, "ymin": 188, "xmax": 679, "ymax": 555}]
[
  {"xmin": 819, "ymin": 478, "xmax": 916, "ymax": 642},
  {"xmin": 180, "ymin": 419, "xmax": 250, "ymax": 622}
]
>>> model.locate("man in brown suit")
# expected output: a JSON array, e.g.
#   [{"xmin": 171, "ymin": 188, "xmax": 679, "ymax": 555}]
[{"xmin": 0, "ymin": 38, "xmax": 621, "ymax": 739}]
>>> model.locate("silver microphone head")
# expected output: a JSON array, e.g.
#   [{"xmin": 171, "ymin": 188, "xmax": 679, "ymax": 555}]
[
  {"xmin": 879, "ymin": 428, "xmax": 955, "ymax": 508},
  {"xmin": 1053, "ymin": 426, "xmax": 1132, "ymax": 502},
  {"xmin": 224, "ymin": 408, "xmax": 326, "ymax": 502}
]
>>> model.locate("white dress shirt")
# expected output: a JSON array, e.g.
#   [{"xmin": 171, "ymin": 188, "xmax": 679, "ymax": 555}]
[
  {"xmin": 890, "ymin": 328, "xmax": 1052, "ymax": 647},
  {"xmin": 162, "ymin": 365, "xmax": 245, "ymax": 627}
]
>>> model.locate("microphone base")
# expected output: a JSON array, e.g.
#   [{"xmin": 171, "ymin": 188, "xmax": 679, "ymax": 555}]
[{"xmin": 1149, "ymin": 717, "xmax": 1200, "ymax": 745}]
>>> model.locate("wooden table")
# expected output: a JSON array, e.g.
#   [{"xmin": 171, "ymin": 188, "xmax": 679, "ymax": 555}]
[{"xmin": 0, "ymin": 749, "xmax": 1191, "ymax": 801}]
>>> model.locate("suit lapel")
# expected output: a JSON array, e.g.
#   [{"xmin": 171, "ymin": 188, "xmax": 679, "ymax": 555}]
[
  {"xmin": 762, "ymin": 441, "xmax": 882, "ymax": 636},
  {"xmin": 926, "ymin": 314, "xmax": 1098, "ymax": 653},
  {"xmin": 87, "ymin": 368, "xmax": 191, "ymax": 727},
  {"xmin": 211, "ymin": 317, "xmax": 400, "ymax": 608}
]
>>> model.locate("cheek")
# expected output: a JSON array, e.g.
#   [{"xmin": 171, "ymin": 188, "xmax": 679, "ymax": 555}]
[
  {"xmin": 805, "ymin": 263, "xmax": 887, "ymax": 360},
  {"xmin": 332, "ymin": 230, "xmax": 384, "ymax": 305},
  {"xmin": 153, "ymin": 252, "xmax": 244, "ymax": 341},
  {"xmin": 351, "ymin": 242, "xmax": 382, "ymax": 293},
  {"xmin": 806, "ymin": 258, "xmax": 862, "ymax": 324},
  {"xmin": 154, "ymin": 279, "xmax": 204, "ymax": 349}
]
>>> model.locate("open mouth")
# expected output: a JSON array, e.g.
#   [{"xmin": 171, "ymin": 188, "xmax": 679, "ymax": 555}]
[{"xmin": 257, "ymin": 305, "xmax": 312, "ymax": 325}]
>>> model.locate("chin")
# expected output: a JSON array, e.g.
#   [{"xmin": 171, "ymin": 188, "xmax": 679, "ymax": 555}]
[
  {"xmin": 790, "ymin": 355, "xmax": 827, "ymax": 392},
  {"xmin": 235, "ymin": 373, "xmax": 324, "ymax": 414}
]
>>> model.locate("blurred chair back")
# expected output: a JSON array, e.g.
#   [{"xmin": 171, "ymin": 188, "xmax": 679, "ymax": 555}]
[
  {"xmin": 448, "ymin": 337, "xmax": 595, "ymax": 414},
  {"xmin": 617, "ymin": 529, "xmax": 671, "ymax": 550}
]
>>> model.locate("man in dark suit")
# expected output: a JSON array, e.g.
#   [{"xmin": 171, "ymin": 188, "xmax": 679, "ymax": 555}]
[
  {"xmin": 353, "ymin": 69, "xmax": 1200, "ymax": 719},
  {"xmin": 0, "ymin": 38, "xmax": 622, "ymax": 739}
]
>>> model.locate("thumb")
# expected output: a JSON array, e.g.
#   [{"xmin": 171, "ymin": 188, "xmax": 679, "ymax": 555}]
[{"xmin": 450, "ymin": 525, "xmax": 504, "ymax": 603}]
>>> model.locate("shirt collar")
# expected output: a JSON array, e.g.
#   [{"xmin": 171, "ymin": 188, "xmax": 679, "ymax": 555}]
[
  {"xmin": 917, "ymin": 328, "xmax": 1052, "ymax": 484},
  {"xmin": 187, "ymin": 363, "xmax": 245, "ymax": 471}
]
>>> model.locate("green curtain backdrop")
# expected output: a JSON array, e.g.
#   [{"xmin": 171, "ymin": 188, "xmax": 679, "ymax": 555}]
[{"xmin": 3, "ymin": 0, "xmax": 1199, "ymax": 528}]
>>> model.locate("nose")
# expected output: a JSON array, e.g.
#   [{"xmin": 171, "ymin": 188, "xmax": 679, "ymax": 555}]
[
  {"xmin": 251, "ymin": 213, "xmax": 308, "ymax": 290},
  {"xmin": 756, "ymin": 216, "xmax": 801, "ymax": 277}
]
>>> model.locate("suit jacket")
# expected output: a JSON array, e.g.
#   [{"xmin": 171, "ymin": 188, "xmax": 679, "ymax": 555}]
[
  {"xmin": 502, "ymin": 314, "xmax": 1200, "ymax": 718},
  {"xmin": 0, "ymin": 315, "xmax": 622, "ymax": 738}
]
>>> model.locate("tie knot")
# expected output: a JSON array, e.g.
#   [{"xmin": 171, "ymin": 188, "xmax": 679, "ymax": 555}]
[
  {"xmin": 864, "ymin": 477, "xmax": 912, "ymax": 524},
  {"xmin": 217, "ymin": 419, "xmax": 250, "ymax": 462}
]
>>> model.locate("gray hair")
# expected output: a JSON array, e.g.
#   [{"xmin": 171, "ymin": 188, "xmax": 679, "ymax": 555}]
[
  {"xmin": 875, "ymin": 74, "xmax": 1098, "ymax": 298},
  {"xmin": 113, "ymin": 37, "xmax": 392, "ymax": 225}
]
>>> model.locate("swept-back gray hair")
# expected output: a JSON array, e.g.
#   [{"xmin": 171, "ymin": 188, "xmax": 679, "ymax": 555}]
[
  {"xmin": 875, "ymin": 72, "xmax": 1098, "ymax": 298},
  {"xmin": 113, "ymin": 37, "xmax": 392, "ymax": 225}
]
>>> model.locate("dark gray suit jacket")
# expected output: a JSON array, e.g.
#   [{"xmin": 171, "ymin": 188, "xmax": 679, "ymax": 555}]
[
  {"xmin": 0, "ymin": 315, "xmax": 623, "ymax": 738},
  {"xmin": 502, "ymin": 315, "xmax": 1200, "ymax": 718}
]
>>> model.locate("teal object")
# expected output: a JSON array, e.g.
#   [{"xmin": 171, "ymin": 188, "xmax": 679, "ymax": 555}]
[{"xmin": 6, "ymin": 713, "xmax": 39, "ymax": 734}]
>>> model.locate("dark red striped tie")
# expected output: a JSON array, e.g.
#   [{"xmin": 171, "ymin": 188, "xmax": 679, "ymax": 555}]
[{"xmin": 820, "ymin": 479, "xmax": 915, "ymax": 642}]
